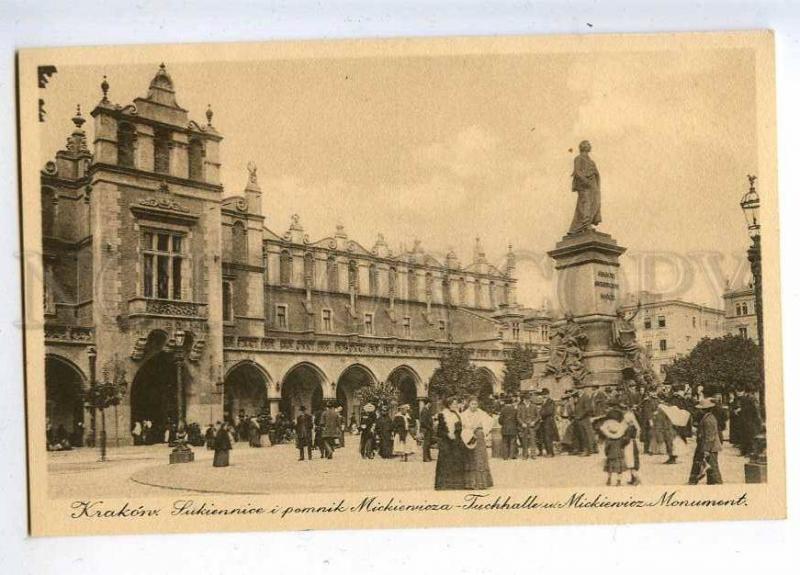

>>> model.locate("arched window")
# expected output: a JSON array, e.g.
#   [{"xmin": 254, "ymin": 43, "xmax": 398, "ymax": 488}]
[
  {"xmin": 489, "ymin": 281, "xmax": 497, "ymax": 308},
  {"xmin": 369, "ymin": 263, "xmax": 378, "ymax": 296},
  {"xmin": 736, "ymin": 303, "xmax": 742, "ymax": 316},
  {"xmin": 231, "ymin": 221, "xmax": 247, "ymax": 262},
  {"xmin": 458, "ymin": 277, "xmax": 466, "ymax": 305},
  {"xmin": 280, "ymin": 250, "xmax": 293, "ymax": 286},
  {"xmin": 407, "ymin": 268, "xmax": 417, "ymax": 300},
  {"xmin": 153, "ymin": 127, "xmax": 171, "ymax": 174},
  {"xmin": 474, "ymin": 280, "xmax": 482, "ymax": 308},
  {"xmin": 188, "ymin": 138, "xmax": 204, "ymax": 181},
  {"xmin": 303, "ymin": 252, "xmax": 315, "ymax": 289},
  {"xmin": 442, "ymin": 274, "xmax": 451, "ymax": 305},
  {"xmin": 388, "ymin": 267, "xmax": 397, "ymax": 299},
  {"xmin": 502, "ymin": 283, "xmax": 510, "ymax": 306},
  {"xmin": 348, "ymin": 260, "xmax": 359, "ymax": 293},
  {"xmin": 742, "ymin": 302, "xmax": 749, "ymax": 315},
  {"xmin": 327, "ymin": 255, "xmax": 338, "ymax": 292},
  {"xmin": 117, "ymin": 122, "xmax": 136, "ymax": 168}
]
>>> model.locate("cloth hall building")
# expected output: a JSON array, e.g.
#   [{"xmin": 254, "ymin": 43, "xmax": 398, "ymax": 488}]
[{"xmin": 40, "ymin": 65, "xmax": 533, "ymax": 445}]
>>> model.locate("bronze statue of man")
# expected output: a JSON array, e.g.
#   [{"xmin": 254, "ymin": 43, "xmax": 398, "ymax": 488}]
[{"xmin": 568, "ymin": 140, "xmax": 602, "ymax": 235}]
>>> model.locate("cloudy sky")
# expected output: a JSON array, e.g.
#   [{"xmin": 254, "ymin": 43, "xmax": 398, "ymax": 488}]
[{"xmin": 39, "ymin": 43, "xmax": 759, "ymax": 309}]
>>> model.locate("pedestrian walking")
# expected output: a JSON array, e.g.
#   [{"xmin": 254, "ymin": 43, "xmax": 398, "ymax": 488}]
[
  {"xmin": 213, "ymin": 422, "xmax": 232, "ymax": 467},
  {"xmin": 688, "ymin": 398, "xmax": 723, "ymax": 485},
  {"xmin": 393, "ymin": 404, "xmax": 416, "ymax": 462},
  {"xmin": 434, "ymin": 397, "xmax": 466, "ymax": 490},
  {"xmin": 498, "ymin": 397, "xmax": 519, "ymax": 460},
  {"xmin": 461, "ymin": 396, "xmax": 494, "ymax": 489},
  {"xmin": 296, "ymin": 406, "xmax": 314, "ymax": 461},
  {"xmin": 419, "ymin": 398, "xmax": 434, "ymax": 462}
]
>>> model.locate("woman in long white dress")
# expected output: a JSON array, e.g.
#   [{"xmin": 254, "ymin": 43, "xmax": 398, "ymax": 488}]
[{"xmin": 460, "ymin": 396, "xmax": 494, "ymax": 489}]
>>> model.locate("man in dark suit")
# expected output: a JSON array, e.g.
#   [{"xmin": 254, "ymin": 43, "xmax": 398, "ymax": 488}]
[
  {"xmin": 517, "ymin": 393, "xmax": 539, "ymax": 460},
  {"xmin": 689, "ymin": 398, "xmax": 723, "ymax": 484},
  {"xmin": 295, "ymin": 406, "xmax": 314, "ymax": 461},
  {"xmin": 499, "ymin": 398, "xmax": 519, "ymax": 460},
  {"xmin": 320, "ymin": 402, "xmax": 340, "ymax": 459},
  {"xmin": 538, "ymin": 388, "xmax": 558, "ymax": 457},
  {"xmin": 573, "ymin": 386, "xmax": 594, "ymax": 456},
  {"xmin": 419, "ymin": 399, "xmax": 434, "ymax": 462}
]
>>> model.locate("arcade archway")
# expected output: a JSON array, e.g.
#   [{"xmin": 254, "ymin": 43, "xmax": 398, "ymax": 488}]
[
  {"xmin": 45, "ymin": 355, "xmax": 86, "ymax": 444},
  {"xmin": 131, "ymin": 351, "xmax": 177, "ymax": 438},
  {"xmin": 475, "ymin": 367, "xmax": 497, "ymax": 401},
  {"xmin": 336, "ymin": 364, "xmax": 377, "ymax": 423},
  {"xmin": 224, "ymin": 361, "xmax": 270, "ymax": 420},
  {"xmin": 280, "ymin": 363, "xmax": 326, "ymax": 419},
  {"xmin": 388, "ymin": 365, "xmax": 421, "ymax": 418}
]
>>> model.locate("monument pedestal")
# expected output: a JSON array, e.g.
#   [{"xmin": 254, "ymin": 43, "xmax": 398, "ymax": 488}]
[{"xmin": 547, "ymin": 230, "xmax": 627, "ymax": 388}]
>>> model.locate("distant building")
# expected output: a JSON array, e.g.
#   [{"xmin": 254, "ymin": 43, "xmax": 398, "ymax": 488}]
[
  {"xmin": 722, "ymin": 282, "xmax": 759, "ymax": 343},
  {"xmin": 620, "ymin": 292, "xmax": 725, "ymax": 380}
]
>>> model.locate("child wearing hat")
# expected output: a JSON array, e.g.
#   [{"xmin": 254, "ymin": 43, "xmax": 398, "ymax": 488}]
[{"xmin": 599, "ymin": 408, "xmax": 627, "ymax": 486}]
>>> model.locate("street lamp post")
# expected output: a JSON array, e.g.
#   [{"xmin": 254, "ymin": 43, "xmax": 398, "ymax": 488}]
[
  {"xmin": 169, "ymin": 329, "xmax": 194, "ymax": 463},
  {"xmin": 740, "ymin": 174, "xmax": 764, "ymax": 418},
  {"xmin": 86, "ymin": 346, "xmax": 97, "ymax": 448},
  {"xmin": 741, "ymin": 174, "xmax": 767, "ymax": 484}
]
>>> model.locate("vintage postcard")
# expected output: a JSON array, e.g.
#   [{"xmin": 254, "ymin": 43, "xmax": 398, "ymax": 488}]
[{"xmin": 18, "ymin": 31, "xmax": 784, "ymax": 537}]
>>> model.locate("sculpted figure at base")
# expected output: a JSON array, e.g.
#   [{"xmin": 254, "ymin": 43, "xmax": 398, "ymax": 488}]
[
  {"xmin": 544, "ymin": 312, "xmax": 590, "ymax": 383},
  {"xmin": 568, "ymin": 140, "xmax": 602, "ymax": 236},
  {"xmin": 611, "ymin": 304, "xmax": 654, "ymax": 383}
]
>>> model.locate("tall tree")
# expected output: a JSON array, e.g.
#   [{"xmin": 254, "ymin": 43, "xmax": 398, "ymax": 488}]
[
  {"xmin": 502, "ymin": 344, "xmax": 536, "ymax": 394},
  {"xmin": 429, "ymin": 347, "xmax": 494, "ymax": 410},
  {"xmin": 663, "ymin": 334, "xmax": 762, "ymax": 396}
]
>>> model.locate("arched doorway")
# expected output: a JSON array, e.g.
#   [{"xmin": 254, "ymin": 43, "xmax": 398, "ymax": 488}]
[
  {"xmin": 224, "ymin": 361, "xmax": 270, "ymax": 421},
  {"xmin": 336, "ymin": 364, "xmax": 377, "ymax": 423},
  {"xmin": 475, "ymin": 367, "xmax": 497, "ymax": 405},
  {"xmin": 280, "ymin": 363, "xmax": 325, "ymax": 419},
  {"xmin": 45, "ymin": 355, "xmax": 86, "ymax": 445},
  {"xmin": 130, "ymin": 330, "xmax": 194, "ymax": 442},
  {"xmin": 388, "ymin": 365, "xmax": 421, "ymax": 418}
]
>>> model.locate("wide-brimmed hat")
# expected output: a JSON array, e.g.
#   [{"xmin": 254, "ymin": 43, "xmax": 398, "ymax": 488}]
[
  {"xmin": 363, "ymin": 403, "xmax": 375, "ymax": 413},
  {"xmin": 696, "ymin": 398, "xmax": 716, "ymax": 410},
  {"xmin": 599, "ymin": 419, "xmax": 626, "ymax": 439}
]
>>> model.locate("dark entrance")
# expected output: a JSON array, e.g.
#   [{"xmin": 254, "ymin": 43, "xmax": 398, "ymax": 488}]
[
  {"xmin": 131, "ymin": 351, "xmax": 177, "ymax": 439},
  {"xmin": 336, "ymin": 364, "xmax": 375, "ymax": 423},
  {"xmin": 45, "ymin": 356, "xmax": 86, "ymax": 445},
  {"xmin": 388, "ymin": 366, "xmax": 420, "ymax": 418},
  {"xmin": 280, "ymin": 363, "xmax": 324, "ymax": 419},
  {"xmin": 224, "ymin": 362, "xmax": 269, "ymax": 421}
]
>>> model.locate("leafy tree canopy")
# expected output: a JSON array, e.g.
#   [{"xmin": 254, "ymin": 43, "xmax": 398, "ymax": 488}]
[{"xmin": 502, "ymin": 344, "xmax": 536, "ymax": 394}]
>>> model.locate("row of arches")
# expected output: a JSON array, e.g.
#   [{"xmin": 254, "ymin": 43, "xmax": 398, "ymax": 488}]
[{"xmin": 44, "ymin": 349, "xmax": 501, "ymax": 444}]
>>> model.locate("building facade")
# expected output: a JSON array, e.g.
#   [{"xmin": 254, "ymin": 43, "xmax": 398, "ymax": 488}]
[
  {"xmin": 722, "ymin": 283, "xmax": 759, "ymax": 343},
  {"xmin": 41, "ymin": 66, "xmax": 523, "ymax": 444},
  {"xmin": 619, "ymin": 292, "xmax": 725, "ymax": 380}
]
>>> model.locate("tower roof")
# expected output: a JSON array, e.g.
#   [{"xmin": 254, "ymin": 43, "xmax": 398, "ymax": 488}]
[{"xmin": 145, "ymin": 63, "xmax": 182, "ymax": 109}]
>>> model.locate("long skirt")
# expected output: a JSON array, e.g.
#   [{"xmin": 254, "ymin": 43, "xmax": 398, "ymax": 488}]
[
  {"xmin": 213, "ymin": 449, "xmax": 230, "ymax": 467},
  {"xmin": 463, "ymin": 430, "xmax": 493, "ymax": 490},
  {"xmin": 624, "ymin": 438, "xmax": 640, "ymax": 470},
  {"xmin": 435, "ymin": 436, "xmax": 466, "ymax": 490},
  {"xmin": 394, "ymin": 435, "xmax": 416, "ymax": 456}
]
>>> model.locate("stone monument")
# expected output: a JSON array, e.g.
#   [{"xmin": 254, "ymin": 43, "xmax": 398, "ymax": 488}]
[{"xmin": 537, "ymin": 141, "xmax": 641, "ymax": 392}]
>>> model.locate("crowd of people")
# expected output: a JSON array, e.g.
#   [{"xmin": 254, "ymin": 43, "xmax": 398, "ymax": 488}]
[{"xmin": 48, "ymin": 382, "xmax": 763, "ymax": 487}]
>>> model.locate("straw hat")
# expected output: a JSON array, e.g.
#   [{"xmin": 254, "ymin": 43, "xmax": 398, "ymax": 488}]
[
  {"xmin": 599, "ymin": 419, "xmax": 626, "ymax": 440},
  {"xmin": 363, "ymin": 403, "xmax": 375, "ymax": 413},
  {"xmin": 696, "ymin": 398, "xmax": 716, "ymax": 410}
]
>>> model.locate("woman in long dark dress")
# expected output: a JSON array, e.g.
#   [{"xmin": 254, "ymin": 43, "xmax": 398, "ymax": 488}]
[
  {"xmin": 460, "ymin": 396, "xmax": 494, "ymax": 489},
  {"xmin": 434, "ymin": 397, "xmax": 466, "ymax": 490},
  {"xmin": 213, "ymin": 423, "xmax": 232, "ymax": 467}
]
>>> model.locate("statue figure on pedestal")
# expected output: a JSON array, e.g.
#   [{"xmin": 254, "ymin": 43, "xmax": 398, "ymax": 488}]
[
  {"xmin": 544, "ymin": 312, "xmax": 589, "ymax": 382},
  {"xmin": 568, "ymin": 140, "xmax": 602, "ymax": 236},
  {"xmin": 611, "ymin": 304, "xmax": 654, "ymax": 383}
]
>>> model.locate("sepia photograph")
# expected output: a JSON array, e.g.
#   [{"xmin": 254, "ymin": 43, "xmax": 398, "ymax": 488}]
[{"xmin": 17, "ymin": 31, "xmax": 784, "ymax": 537}]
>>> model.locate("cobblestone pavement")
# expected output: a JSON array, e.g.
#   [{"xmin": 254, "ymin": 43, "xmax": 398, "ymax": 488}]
[{"xmin": 48, "ymin": 435, "xmax": 747, "ymax": 499}]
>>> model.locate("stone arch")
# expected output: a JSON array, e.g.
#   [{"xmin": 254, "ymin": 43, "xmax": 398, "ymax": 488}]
[
  {"xmin": 336, "ymin": 363, "xmax": 378, "ymax": 423},
  {"xmin": 475, "ymin": 366, "xmax": 499, "ymax": 396},
  {"xmin": 45, "ymin": 354, "xmax": 87, "ymax": 445},
  {"xmin": 223, "ymin": 360, "xmax": 272, "ymax": 421},
  {"xmin": 387, "ymin": 365, "xmax": 422, "ymax": 417},
  {"xmin": 280, "ymin": 362, "xmax": 329, "ymax": 419}
]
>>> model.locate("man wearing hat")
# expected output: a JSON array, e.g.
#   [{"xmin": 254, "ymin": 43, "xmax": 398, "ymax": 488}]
[
  {"xmin": 359, "ymin": 403, "xmax": 377, "ymax": 459},
  {"xmin": 573, "ymin": 385, "xmax": 595, "ymax": 456},
  {"xmin": 320, "ymin": 401, "xmax": 341, "ymax": 459},
  {"xmin": 296, "ymin": 406, "xmax": 314, "ymax": 461},
  {"xmin": 517, "ymin": 393, "xmax": 539, "ymax": 460},
  {"xmin": 419, "ymin": 398, "xmax": 434, "ymax": 462},
  {"xmin": 539, "ymin": 388, "xmax": 558, "ymax": 457},
  {"xmin": 499, "ymin": 397, "xmax": 519, "ymax": 459},
  {"xmin": 688, "ymin": 398, "xmax": 723, "ymax": 484}
]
